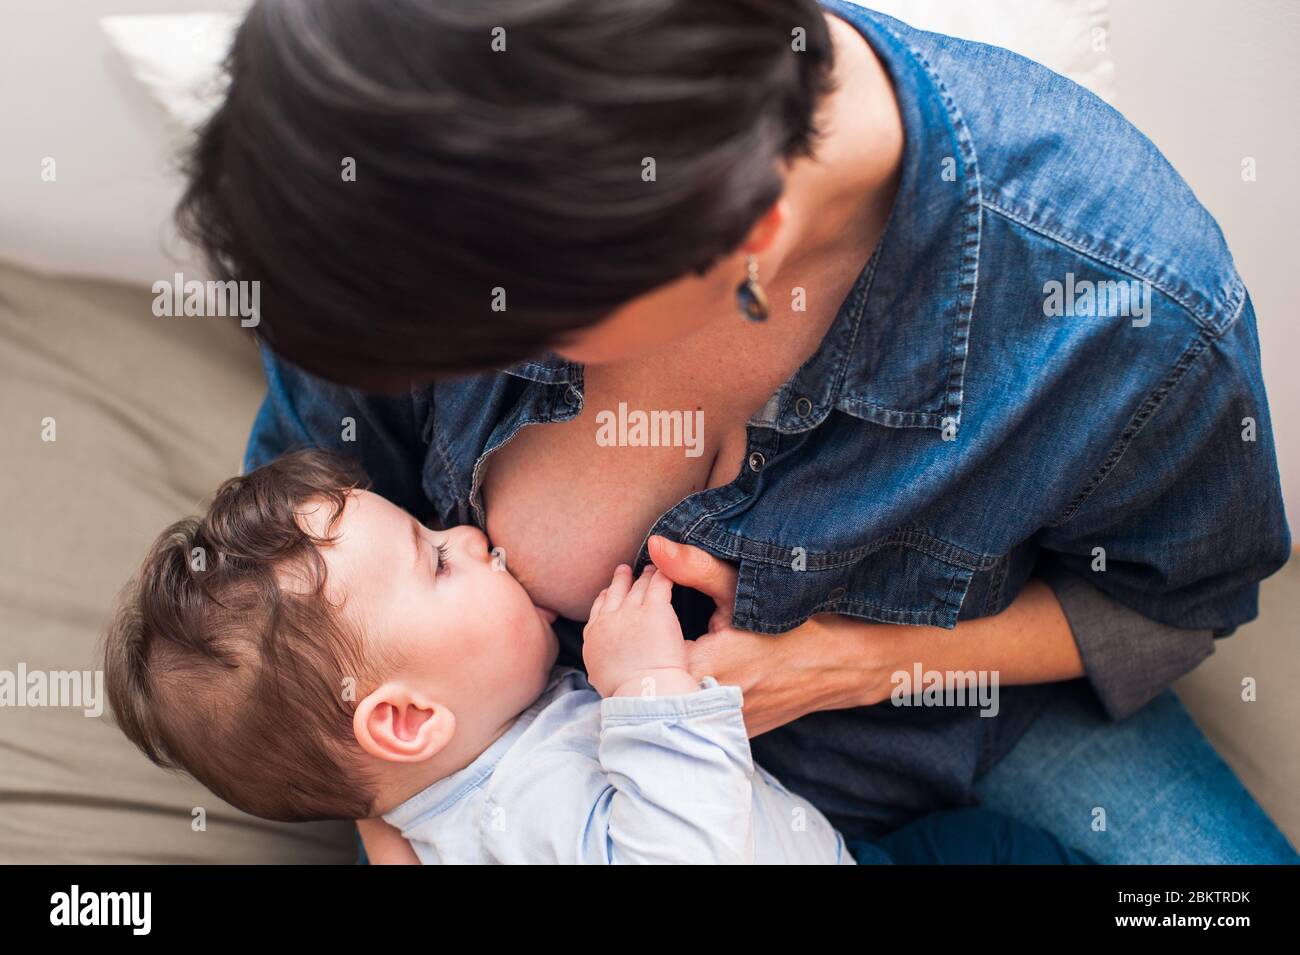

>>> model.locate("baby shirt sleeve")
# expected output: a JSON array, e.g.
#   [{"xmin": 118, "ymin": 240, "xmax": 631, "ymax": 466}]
[{"xmin": 590, "ymin": 678, "xmax": 757, "ymax": 865}]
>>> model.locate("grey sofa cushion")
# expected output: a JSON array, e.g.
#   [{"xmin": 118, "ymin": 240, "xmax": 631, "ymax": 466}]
[{"xmin": 0, "ymin": 260, "xmax": 354, "ymax": 862}]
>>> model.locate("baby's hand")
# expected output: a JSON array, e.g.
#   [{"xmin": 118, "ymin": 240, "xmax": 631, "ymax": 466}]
[{"xmin": 582, "ymin": 564, "xmax": 697, "ymax": 699}]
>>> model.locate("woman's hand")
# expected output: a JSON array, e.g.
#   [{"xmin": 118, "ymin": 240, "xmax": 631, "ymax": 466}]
[
  {"xmin": 646, "ymin": 537, "xmax": 897, "ymax": 736},
  {"xmin": 646, "ymin": 536, "xmax": 1083, "ymax": 738}
]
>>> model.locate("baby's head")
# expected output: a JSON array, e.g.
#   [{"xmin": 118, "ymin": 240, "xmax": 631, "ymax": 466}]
[{"xmin": 104, "ymin": 449, "xmax": 557, "ymax": 822}]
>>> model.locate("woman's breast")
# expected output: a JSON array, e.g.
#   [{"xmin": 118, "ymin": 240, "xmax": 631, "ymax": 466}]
[{"xmin": 480, "ymin": 400, "xmax": 750, "ymax": 620}]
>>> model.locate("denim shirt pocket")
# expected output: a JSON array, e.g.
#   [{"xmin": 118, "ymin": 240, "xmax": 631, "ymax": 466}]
[{"xmin": 731, "ymin": 531, "xmax": 995, "ymax": 633}]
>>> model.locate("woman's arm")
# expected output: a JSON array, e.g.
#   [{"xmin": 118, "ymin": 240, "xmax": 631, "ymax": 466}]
[{"xmin": 649, "ymin": 536, "xmax": 1083, "ymax": 738}]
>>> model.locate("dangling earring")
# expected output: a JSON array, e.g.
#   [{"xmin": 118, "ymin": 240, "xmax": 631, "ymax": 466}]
[{"xmin": 736, "ymin": 254, "xmax": 769, "ymax": 322}]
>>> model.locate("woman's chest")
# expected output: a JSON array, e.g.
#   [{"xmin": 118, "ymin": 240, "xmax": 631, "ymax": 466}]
[
  {"xmin": 479, "ymin": 373, "xmax": 762, "ymax": 620},
  {"xmin": 427, "ymin": 360, "xmax": 1039, "ymax": 633}
]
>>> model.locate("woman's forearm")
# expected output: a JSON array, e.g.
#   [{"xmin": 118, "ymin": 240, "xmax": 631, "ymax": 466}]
[
  {"xmin": 668, "ymin": 539, "xmax": 1085, "ymax": 736},
  {"xmin": 819, "ymin": 578, "xmax": 1085, "ymax": 711},
  {"xmin": 894, "ymin": 578, "xmax": 1083, "ymax": 685}
]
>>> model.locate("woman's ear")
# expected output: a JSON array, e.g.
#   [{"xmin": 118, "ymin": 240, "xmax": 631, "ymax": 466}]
[
  {"xmin": 353, "ymin": 681, "xmax": 456, "ymax": 764},
  {"xmin": 742, "ymin": 199, "xmax": 787, "ymax": 255}
]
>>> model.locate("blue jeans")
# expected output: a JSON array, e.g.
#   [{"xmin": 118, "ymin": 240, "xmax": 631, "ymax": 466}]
[
  {"xmin": 849, "ymin": 808, "xmax": 1095, "ymax": 865},
  {"xmin": 974, "ymin": 680, "xmax": 1297, "ymax": 864}
]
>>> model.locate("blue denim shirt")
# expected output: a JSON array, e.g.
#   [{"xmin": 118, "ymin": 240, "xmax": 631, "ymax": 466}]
[{"xmin": 245, "ymin": 1, "xmax": 1289, "ymax": 839}]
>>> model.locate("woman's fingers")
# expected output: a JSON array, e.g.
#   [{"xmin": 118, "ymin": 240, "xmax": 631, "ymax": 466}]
[{"xmin": 647, "ymin": 536, "xmax": 738, "ymax": 614}]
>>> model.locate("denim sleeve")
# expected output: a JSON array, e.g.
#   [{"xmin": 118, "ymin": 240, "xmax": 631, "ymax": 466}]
[
  {"xmin": 1036, "ymin": 295, "xmax": 1290, "ymax": 720},
  {"xmin": 594, "ymin": 681, "xmax": 756, "ymax": 864},
  {"xmin": 244, "ymin": 346, "xmax": 432, "ymax": 518}
]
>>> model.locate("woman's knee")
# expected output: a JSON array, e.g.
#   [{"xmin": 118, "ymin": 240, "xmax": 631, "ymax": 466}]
[{"xmin": 975, "ymin": 684, "xmax": 1297, "ymax": 864}]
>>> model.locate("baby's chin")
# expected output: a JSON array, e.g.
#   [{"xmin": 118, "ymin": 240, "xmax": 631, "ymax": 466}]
[{"xmin": 535, "ymin": 604, "xmax": 559, "ymax": 625}]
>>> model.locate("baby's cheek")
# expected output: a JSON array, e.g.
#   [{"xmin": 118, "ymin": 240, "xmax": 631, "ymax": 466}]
[{"xmin": 509, "ymin": 602, "xmax": 551, "ymax": 663}]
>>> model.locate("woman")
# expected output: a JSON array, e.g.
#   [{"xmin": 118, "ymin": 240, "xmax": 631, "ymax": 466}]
[{"xmin": 183, "ymin": 0, "xmax": 1294, "ymax": 861}]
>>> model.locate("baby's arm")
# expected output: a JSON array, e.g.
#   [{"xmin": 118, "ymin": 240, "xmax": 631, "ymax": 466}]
[
  {"xmin": 581, "ymin": 564, "xmax": 756, "ymax": 864},
  {"xmin": 356, "ymin": 817, "xmax": 420, "ymax": 865}
]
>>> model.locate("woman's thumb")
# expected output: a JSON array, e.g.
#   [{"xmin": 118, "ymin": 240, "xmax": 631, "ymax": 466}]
[{"xmin": 647, "ymin": 535, "xmax": 737, "ymax": 604}]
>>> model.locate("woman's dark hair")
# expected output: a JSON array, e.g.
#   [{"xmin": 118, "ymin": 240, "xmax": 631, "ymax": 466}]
[{"xmin": 177, "ymin": 0, "xmax": 836, "ymax": 388}]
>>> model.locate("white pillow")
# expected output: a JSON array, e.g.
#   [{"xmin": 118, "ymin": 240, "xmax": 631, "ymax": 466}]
[
  {"xmin": 102, "ymin": 1, "xmax": 1114, "ymax": 129},
  {"xmin": 100, "ymin": 12, "xmax": 243, "ymax": 129}
]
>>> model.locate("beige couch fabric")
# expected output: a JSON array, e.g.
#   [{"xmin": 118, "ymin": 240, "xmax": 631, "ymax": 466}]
[
  {"xmin": 1176, "ymin": 559, "xmax": 1299, "ymax": 845},
  {"xmin": 0, "ymin": 258, "xmax": 1293, "ymax": 861},
  {"xmin": 0, "ymin": 260, "xmax": 355, "ymax": 862}
]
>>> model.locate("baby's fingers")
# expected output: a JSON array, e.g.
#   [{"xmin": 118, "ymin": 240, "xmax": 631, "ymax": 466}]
[
  {"xmin": 646, "ymin": 563, "xmax": 675, "ymax": 603},
  {"xmin": 601, "ymin": 564, "xmax": 633, "ymax": 613},
  {"xmin": 588, "ymin": 587, "xmax": 609, "ymax": 621},
  {"xmin": 626, "ymin": 564, "xmax": 657, "ymax": 605}
]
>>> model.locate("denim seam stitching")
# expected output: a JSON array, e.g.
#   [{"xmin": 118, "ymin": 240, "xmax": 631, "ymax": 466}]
[
  {"xmin": 1050, "ymin": 328, "xmax": 1214, "ymax": 526},
  {"xmin": 467, "ymin": 412, "xmax": 553, "ymax": 527},
  {"xmin": 422, "ymin": 394, "xmax": 460, "ymax": 518},
  {"xmin": 983, "ymin": 554, "xmax": 1010, "ymax": 617},
  {"xmin": 946, "ymin": 563, "xmax": 976, "ymax": 623},
  {"xmin": 693, "ymin": 524, "xmax": 997, "ymax": 573},
  {"xmin": 889, "ymin": 15, "xmax": 983, "ymax": 428},
  {"xmin": 833, "ymin": 8, "xmax": 982, "ymax": 430},
  {"xmin": 742, "ymin": 592, "xmax": 965, "ymax": 633},
  {"xmin": 982, "ymin": 198, "xmax": 1244, "ymax": 335},
  {"xmin": 736, "ymin": 564, "xmax": 974, "ymax": 631}
]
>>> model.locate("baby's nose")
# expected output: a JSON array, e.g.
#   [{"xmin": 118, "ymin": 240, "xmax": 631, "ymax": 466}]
[{"xmin": 455, "ymin": 524, "xmax": 491, "ymax": 561}]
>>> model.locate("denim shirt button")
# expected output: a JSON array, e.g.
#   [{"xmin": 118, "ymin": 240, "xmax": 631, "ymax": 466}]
[
  {"xmin": 563, "ymin": 386, "xmax": 581, "ymax": 407},
  {"xmin": 795, "ymin": 396, "xmax": 814, "ymax": 418},
  {"xmin": 827, "ymin": 586, "xmax": 847, "ymax": 601},
  {"xmin": 747, "ymin": 450, "xmax": 766, "ymax": 472}
]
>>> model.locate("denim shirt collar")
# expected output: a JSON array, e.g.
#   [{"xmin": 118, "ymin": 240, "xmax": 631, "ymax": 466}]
[
  {"xmin": 822, "ymin": 0, "xmax": 981, "ymax": 432},
  {"xmin": 503, "ymin": 2, "xmax": 981, "ymax": 434},
  {"xmin": 500, "ymin": 353, "xmax": 579, "ymax": 386}
]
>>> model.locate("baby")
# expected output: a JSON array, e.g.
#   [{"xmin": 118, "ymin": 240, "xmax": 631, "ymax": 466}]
[{"xmin": 104, "ymin": 449, "xmax": 1087, "ymax": 865}]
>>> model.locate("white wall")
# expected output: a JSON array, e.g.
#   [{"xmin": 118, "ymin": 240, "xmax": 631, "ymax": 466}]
[
  {"xmin": 0, "ymin": 0, "xmax": 246, "ymax": 284},
  {"xmin": 1106, "ymin": 0, "xmax": 1300, "ymax": 531}
]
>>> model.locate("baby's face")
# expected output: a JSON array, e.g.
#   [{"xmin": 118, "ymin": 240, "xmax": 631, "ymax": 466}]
[{"xmin": 301, "ymin": 490, "xmax": 558, "ymax": 726}]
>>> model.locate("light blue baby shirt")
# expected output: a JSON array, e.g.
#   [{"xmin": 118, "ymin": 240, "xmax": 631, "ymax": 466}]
[{"xmin": 383, "ymin": 668, "xmax": 853, "ymax": 864}]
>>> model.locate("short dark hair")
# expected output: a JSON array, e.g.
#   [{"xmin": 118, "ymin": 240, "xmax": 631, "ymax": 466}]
[
  {"xmin": 103, "ymin": 450, "xmax": 396, "ymax": 821},
  {"xmin": 177, "ymin": 0, "xmax": 835, "ymax": 388}
]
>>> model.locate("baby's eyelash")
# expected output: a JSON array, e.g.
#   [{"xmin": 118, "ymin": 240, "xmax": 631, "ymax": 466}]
[{"xmin": 435, "ymin": 542, "xmax": 450, "ymax": 575}]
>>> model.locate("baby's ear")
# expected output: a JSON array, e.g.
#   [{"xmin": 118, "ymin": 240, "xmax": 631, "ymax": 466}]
[{"xmin": 353, "ymin": 682, "xmax": 456, "ymax": 764}]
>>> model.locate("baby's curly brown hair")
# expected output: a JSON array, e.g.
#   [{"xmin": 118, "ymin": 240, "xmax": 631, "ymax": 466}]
[{"xmin": 103, "ymin": 449, "xmax": 400, "ymax": 821}]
